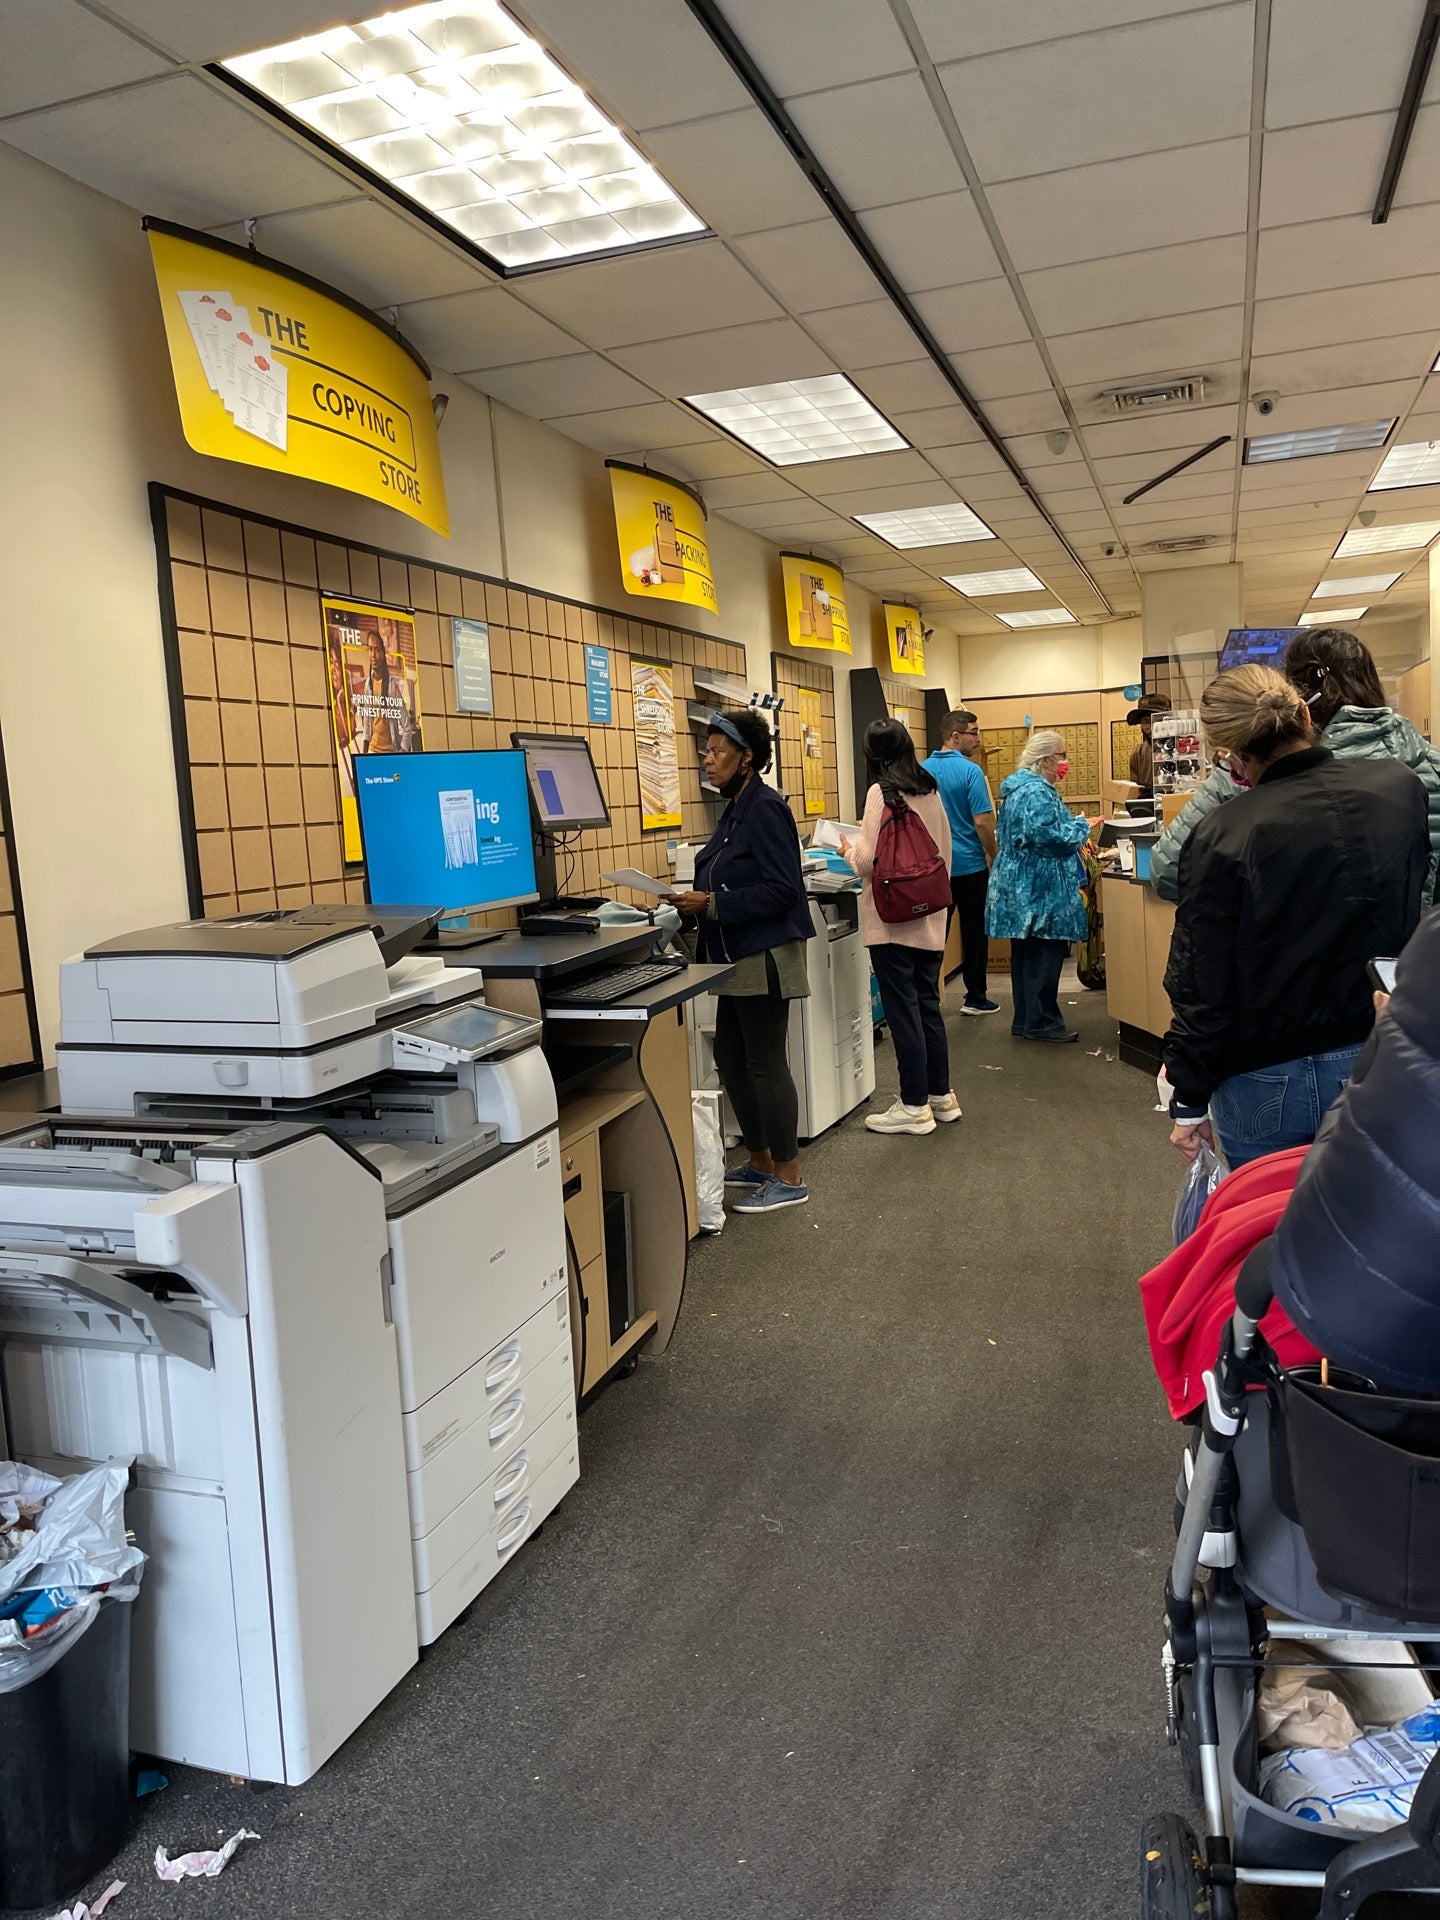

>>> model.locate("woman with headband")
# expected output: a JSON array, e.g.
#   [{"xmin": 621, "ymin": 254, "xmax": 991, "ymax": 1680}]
[{"xmin": 671, "ymin": 711, "xmax": 815, "ymax": 1214}]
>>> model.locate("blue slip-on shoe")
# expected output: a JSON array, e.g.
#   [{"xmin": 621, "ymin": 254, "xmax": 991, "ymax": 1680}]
[
  {"xmin": 962, "ymin": 997, "xmax": 1001, "ymax": 1015},
  {"xmin": 723, "ymin": 1163, "xmax": 770, "ymax": 1189},
  {"xmin": 731, "ymin": 1176, "xmax": 810, "ymax": 1214}
]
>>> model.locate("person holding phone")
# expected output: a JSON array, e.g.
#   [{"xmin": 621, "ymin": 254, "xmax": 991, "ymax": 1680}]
[{"xmin": 1164, "ymin": 666, "xmax": 1428, "ymax": 1168}]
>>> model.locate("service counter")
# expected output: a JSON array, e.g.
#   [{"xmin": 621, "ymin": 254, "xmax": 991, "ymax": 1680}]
[{"xmin": 1101, "ymin": 873, "xmax": 1176, "ymax": 1071}]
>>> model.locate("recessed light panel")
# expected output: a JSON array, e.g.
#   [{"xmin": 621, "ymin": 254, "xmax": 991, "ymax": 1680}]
[
  {"xmin": 1298, "ymin": 607, "xmax": 1367, "ymax": 626},
  {"xmin": 684, "ymin": 376, "xmax": 907, "ymax": 466},
  {"xmin": 942, "ymin": 566, "xmax": 1044, "ymax": 597},
  {"xmin": 1312, "ymin": 572, "xmax": 1401, "ymax": 596},
  {"xmin": 1244, "ymin": 419, "xmax": 1395, "ymax": 463},
  {"xmin": 854, "ymin": 502, "xmax": 994, "ymax": 549},
  {"xmin": 1335, "ymin": 520, "xmax": 1440, "ymax": 557},
  {"xmin": 996, "ymin": 608, "xmax": 1076, "ymax": 628},
  {"xmin": 223, "ymin": 3, "xmax": 705, "ymax": 270},
  {"xmin": 1369, "ymin": 440, "xmax": 1440, "ymax": 490}
]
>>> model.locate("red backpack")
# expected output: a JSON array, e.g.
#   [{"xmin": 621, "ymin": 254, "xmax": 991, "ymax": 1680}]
[{"xmin": 871, "ymin": 790, "xmax": 951, "ymax": 923}]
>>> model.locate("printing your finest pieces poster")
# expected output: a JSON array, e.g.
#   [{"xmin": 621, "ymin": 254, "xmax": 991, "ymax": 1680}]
[
  {"xmin": 631, "ymin": 659, "xmax": 683, "ymax": 830},
  {"xmin": 323, "ymin": 595, "xmax": 425, "ymax": 863}
]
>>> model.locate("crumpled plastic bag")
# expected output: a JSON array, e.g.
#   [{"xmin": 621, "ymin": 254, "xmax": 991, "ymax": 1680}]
[
  {"xmin": 0, "ymin": 1463, "xmax": 144, "ymax": 1605},
  {"xmin": 1258, "ymin": 1665, "xmax": 1363, "ymax": 1753},
  {"xmin": 1173, "ymin": 1143, "xmax": 1226, "ymax": 1245},
  {"xmin": 1262, "ymin": 1702, "xmax": 1440, "ymax": 1831},
  {"xmin": 691, "ymin": 1091, "xmax": 725, "ymax": 1235},
  {"xmin": 0, "ymin": 1462, "xmax": 58, "ymax": 1536},
  {"xmin": 155, "ymin": 1830, "xmax": 259, "ymax": 1881}
]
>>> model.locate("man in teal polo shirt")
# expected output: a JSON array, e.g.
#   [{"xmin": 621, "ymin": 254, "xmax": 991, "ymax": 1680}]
[{"xmin": 923, "ymin": 711, "xmax": 998, "ymax": 1013}]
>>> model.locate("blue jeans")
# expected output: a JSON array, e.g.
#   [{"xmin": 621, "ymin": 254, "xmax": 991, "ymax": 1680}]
[{"xmin": 1209, "ymin": 1046, "xmax": 1361, "ymax": 1169}]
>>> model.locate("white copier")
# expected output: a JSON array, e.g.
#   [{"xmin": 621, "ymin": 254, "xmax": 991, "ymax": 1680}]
[
  {"xmin": 0, "ymin": 908, "xmax": 576, "ymax": 1783},
  {"xmin": 787, "ymin": 892, "xmax": 875, "ymax": 1141}
]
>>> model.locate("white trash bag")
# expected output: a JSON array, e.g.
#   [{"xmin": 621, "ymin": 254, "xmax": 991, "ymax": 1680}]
[
  {"xmin": 0, "ymin": 1460, "xmax": 144, "ymax": 1694},
  {"xmin": 692, "ymin": 1091, "xmax": 725, "ymax": 1234}
]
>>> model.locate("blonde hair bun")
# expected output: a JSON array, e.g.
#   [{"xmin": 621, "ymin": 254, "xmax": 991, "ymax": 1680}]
[{"xmin": 1200, "ymin": 665, "xmax": 1307, "ymax": 760}]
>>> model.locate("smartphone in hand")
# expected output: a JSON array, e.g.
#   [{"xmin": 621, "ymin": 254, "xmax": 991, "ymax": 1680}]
[{"xmin": 1367, "ymin": 956, "xmax": 1398, "ymax": 996}]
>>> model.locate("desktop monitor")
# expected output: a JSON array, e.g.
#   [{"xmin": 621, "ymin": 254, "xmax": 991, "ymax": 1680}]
[
  {"xmin": 355, "ymin": 749, "xmax": 539, "ymax": 915},
  {"xmin": 511, "ymin": 732, "xmax": 611, "ymax": 832},
  {"xmin": 1216, "ymin": 628, "xmax": 1304, "ymax": 672}
]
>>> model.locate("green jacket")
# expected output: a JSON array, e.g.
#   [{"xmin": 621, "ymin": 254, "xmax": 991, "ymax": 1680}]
[{"xmin": 1150, "ymin": 705, "xmax": 1440, "ymax": 905}]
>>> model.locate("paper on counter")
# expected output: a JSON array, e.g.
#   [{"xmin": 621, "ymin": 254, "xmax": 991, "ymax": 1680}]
[
  {"xmin": 603, "ymin": 868, "xmax": 676, "ymax": 898},
  {"xmin": 155, "ymin": 1829, "xmax": 259, "ymax": 1881},
  {"xmin": 48, "ymin": 1878, "xmax": 124, "ymax": 1920}
]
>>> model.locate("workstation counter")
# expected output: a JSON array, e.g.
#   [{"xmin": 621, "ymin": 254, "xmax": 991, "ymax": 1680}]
[{"xmin": 1101, "ymin": 873, "xmax": 1176, "ymax": 1071}]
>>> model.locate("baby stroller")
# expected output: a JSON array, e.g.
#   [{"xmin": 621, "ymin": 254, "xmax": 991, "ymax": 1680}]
[{"xmin": 1145, "ymin": 1240, "xmax": 1440, "ymax": 1918}]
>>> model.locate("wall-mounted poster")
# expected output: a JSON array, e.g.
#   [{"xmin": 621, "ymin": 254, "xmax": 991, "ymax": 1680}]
[
  {"xmin": 781, "ymin": 554, "xmax": 851, "ymax": 654},
  {"xmin": 323, "ymin": 596, "xmax": 425, "ymax": 863},
  {"xmin": 631, "ymin": 659, "xmax": 682, "ymax": 830},
  {"xmin": 797, "ymin": 686, "xmax": 826, "ymax": 815},
  {"xmin": 883, "ymin": 601, "xmax": 926, "ymax": 677},
  {"xmin": 584, "ymin": 643, "xmax": 613, "ymax": 723},
  {"xmin": 451, "ymin": 617, "xmax": 493, "ymax": 714},
  {"xmin": 607, "ymin": 461, "xmax": 718, "ymax": 613}
]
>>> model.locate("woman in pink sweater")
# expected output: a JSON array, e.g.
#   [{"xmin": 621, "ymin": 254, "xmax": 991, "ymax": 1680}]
[{"xmin": 848, "ymin": 718, "xmax": 959, "ymax": 1136}]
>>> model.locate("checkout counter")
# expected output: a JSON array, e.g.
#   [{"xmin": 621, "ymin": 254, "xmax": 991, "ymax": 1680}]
[{"xmin": 1097, "ymin": 808, "xmax": 1177, "ymax": 1070}]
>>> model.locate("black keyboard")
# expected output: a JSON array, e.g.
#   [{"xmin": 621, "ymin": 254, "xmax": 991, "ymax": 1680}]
[{"xmin": 545, "ymin": 960, "xmax": 686, "ymax": 1006}]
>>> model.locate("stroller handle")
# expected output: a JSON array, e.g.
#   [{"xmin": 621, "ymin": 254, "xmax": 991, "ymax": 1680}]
[{"xmin": 1235, "ymin": 1239, "xmax": 1275, "ymax": 1325}]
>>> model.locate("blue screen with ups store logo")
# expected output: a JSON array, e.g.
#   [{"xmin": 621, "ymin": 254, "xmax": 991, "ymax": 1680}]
[{"xmin": 356, "ymin": 749, "xmax": 538, "ymax": 913}]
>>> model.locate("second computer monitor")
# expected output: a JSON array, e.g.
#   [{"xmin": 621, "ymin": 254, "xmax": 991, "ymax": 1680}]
[{"xmin": 512, "ymin": 732, "xmax": 611, "ymax": 832}]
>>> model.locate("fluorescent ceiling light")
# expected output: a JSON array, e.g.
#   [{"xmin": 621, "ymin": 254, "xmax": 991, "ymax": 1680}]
[
  {"xmin": 683, "ymin": 376, "xmax": 907, "ymax": 466},
  {"xmin": 1244, "ymin": 420, "xmax": 1395, "ymax": 463},
  {"xmin": 1312, "ymin": 571, "xmax": 1401, "ymax": 596},
  {"xmin": 1335, "ymin": 519, "xmax": 1440, "ymax": 557},
  {"xmin": 942, "ymin": 566, "xmax": 1044, "ymax": 597},
  {"xmin": 996, "ymin": 608, "xmax": 1075, "ymax": 628},
  {"xmin": 1298, "ymin": 607, "xmax": 1366, "ymax": 625},
  {"xmin": 853, "ymin": 502, "xmax": 994, "ymax": 549},
  {"xmin": 1369, "ymin": 440, "xmax": 1440, "ymax": 490},
  {"xmin": 223, "ymin": 3, "xmax": 704, "ymax": 270}
]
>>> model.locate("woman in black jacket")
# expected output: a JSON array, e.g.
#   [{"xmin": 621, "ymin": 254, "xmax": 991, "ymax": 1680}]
[
  {"xmin": 1165, "ymin": 665, "xmax": 1428, "ymax": 1168},
  {"xmin": 672, "ymin": 711, "xmax": 814, "ymax": 1214}
]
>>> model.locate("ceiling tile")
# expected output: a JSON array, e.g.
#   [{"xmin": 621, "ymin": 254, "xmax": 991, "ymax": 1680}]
[
  {"xmin": 951, "ymin": 341, "xmax": 1052, "ymax": 400},
  {"xmin": 911, "ymin": 278, "xmax": 1031, "ymax": 353},
  {"xmin": 1256, "ymin": 205, "xmax": 1440, "ymax": 297},
  {"xmin": 1246, "ymin": 340, "xmax": 1434, "ymax": 396},
  {"xmin": 986, "ymin": 137, "xmax": 1250, "ymax": 271},
  {"xmin": 1, "ymin": 73, "xmax": 348, "ymax": 228},
  {"xmin": 540, "ymin": 401, "xmax": 711, "ymax": 457},
  {"xmin": 514, "ymin": 240, "xmax": 779, "ymax": 347},
  {"xmin": 484, "ymin": 0, "xmax": 751, "ymax": 133},
  {"xmin": 887, "ymin": 403, "xmax": 987, "ymax": 449},
  {"xmin": 395, "ymin": 289, "xmax": 580, "ymax": 375},
  {"xmin": 858, "ymin": 192, "xmax": 1002, "ymax": 293},
  {"xmin": 1078, "ymin": 404, "xmax": 1239, "ymax": 458},
  {"xmin": 906, "ymin": 0, "xmax": 1224, "ymax": 63},
  {"xmin": 801, "ymin": 300, "xmax": 925, "ymax": 369},
  {"xmin": 925, "ymin": 441, "xmax": 1014, "ymax": 478},
  {"xmin": 0, "ymin": 1, "xmax": 173, "ymax": 117},
  {"xmin": 664, "ymin": 440, "xmax": 767, "ymax": 480},
  {"xmin": 97, "ymin": 1, "xmax": 375, "ymax": 63},
  {"xmin": 1258, "ymin": 112, "xmax": 1399, "ymax": 228},
  {"xmin": 715, "ymin": 0, "xmax": 914, "ymax": 94},
  {"xmin": 852, "ymin": 362, "xmax": 958, "ymax": 413},
  {"xmin": 789, "ymin": 74, "xmax": 968, "ymax": 211},
  {"xmin": 1049, "ymin": 307, "xmax": 1245, "ymax": 388},
  {"xmin": 974, "ymin": 387, "xmax": 1070, "ymax": 432},
  {"xmin": 1265, "ymin": 0, "xmax": 1440, "ymax": 130},
  {"xmin": 609, "ymin": 317, "xmax": 835, "ymax": 395},
  {"xmin": 728, "ymin": 221, "xmax": 884, "ymax": 313},
  {"xmin": 1252, "ymin": 277, "xmax": 1440, "ymax": 356},
  {"xmin": 468, "ymin": 353, "xmax": 655, "ymax": 417},
  {"xmin": 812, "ymin": 479, "xmax": 967, "ymax": 514},
  {"xmin": 1021, "ymin": 235, "xmax": 1247, "ymax": 335},
  {"xmin": 777, "ymin": 449, "xmax": 937, "ymax": 492},
  {"xmin": 644, "ymin": 110, "xmax": 825, "ymax": 237},
  {"xmin": 937, "ymin": 7, "xmax": 1253, "ymax": 185},
  {"xmin": 211, "ymin": 201, "xmax": 485, "ymax": 310},
  {"xmin": 702, "ymin": 472, "xmax": 809, "ymax": 509}
]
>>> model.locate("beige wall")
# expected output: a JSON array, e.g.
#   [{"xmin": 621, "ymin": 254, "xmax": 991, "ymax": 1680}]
[
  {"xmin": 956, "ymin": 618, "xmax": 1142, "ymax": 700},
  {"xmin": 0, "ymin": 139, "xmax": 969, "ymax": 1050}
]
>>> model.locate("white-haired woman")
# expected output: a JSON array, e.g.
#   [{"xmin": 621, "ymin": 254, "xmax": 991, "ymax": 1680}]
[{"xmin": 985, "ymin": 730, "xmax": 1091, "ymax": 1042}]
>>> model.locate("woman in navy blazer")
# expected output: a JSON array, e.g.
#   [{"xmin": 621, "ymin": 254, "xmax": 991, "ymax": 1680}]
[{"xmin": 672, "ymin": 711, "xmax": 814, "ymax": 1214}]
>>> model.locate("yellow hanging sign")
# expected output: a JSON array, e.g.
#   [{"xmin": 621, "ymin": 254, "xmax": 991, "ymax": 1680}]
[
  {"xmin": 883, "ymin": 601, "xmax": 927, "ymax": 677},
  {"xmin": 607, "ymin": 461, "xmax": 717, "ymax": 613},
  {"xmin": 781, "ymin": 554, "xmax": 851, "ymax": 655},
  {"xmin": 146, "ymin": 218, "xmax": 449, "ymax": 538}
]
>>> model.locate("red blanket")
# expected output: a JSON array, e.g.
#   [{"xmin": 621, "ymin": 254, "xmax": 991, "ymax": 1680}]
[{"xmin": 1139, "ymin": 1147, "xmax": 1321, "ymax": 1419}]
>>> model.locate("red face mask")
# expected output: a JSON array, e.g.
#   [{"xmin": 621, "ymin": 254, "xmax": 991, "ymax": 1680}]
[{"xmin": 1054, "ymin": 759, "xmax": 1070, "ymax": 780}]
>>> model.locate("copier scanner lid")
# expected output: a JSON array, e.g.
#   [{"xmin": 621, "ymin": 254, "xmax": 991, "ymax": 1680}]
[{"xmin": 84, "ymin": 904, "xmax": 441, "ymax": 969}]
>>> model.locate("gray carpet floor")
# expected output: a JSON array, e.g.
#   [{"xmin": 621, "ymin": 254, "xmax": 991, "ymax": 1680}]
[{"xmin": 32, "ymin": 984, "xmax": 1276, "ymax": 1919}]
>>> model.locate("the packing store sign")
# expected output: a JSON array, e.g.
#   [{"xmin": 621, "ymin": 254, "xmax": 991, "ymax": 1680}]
[
  {"xmin": 607, "ymin": 460, "xmax": 718, "ymax": 613},
  {"xmin": 781, "ymin": 553, "xmax": 851, "ymax": 655},
  {"xmin": 146, "ymin": 218, "xmax": 449, "ymax": 537}
]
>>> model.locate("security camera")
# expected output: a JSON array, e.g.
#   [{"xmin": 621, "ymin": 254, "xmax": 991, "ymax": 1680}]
[
  {"xmin": 1101, "ymin": 542, "xmax": 1119, "ymax": 559},
  {"xmin": 1358, "ymin": 508, "xmax": 1378, "ymax": 527},
  {"xmin": 922, "ymin": 626, "xmax": 934, "ymax": 641},
  {"xmin": 1251, "ymin": 391, "xmax": 1279, "ymax": 417}
]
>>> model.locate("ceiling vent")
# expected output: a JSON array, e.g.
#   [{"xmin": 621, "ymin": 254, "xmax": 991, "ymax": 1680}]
[
  {"xmin": 1104, "ymin": 376, "xmax": 1207, "ymax": 413},
  {"xmin": 1137, "ymin": 534, "xmax": 1222, "ymax": 554}
]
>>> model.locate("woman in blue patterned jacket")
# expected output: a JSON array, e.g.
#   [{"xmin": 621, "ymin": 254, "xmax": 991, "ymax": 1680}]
[{"xmin": 985, "ymin": 730, "xmax": 1092, "ymax": 1044}]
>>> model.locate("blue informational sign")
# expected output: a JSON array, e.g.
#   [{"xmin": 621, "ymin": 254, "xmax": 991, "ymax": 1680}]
[
  {"xmin": 451, "ymin": 617, "xmax": 493, "ymax": 714},
  {"xmin": 584, "ymin": 642, "xmax": 613, "ymax": 723},
  {"xmin": 355, "ymin": 749, "xmax": 538, "ymax": 912}
]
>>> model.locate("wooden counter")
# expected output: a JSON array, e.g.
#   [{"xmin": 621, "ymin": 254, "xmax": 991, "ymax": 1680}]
[{"xmin": 1102, "ymin": 875, "xmax": 1176, "ymax": 1069}]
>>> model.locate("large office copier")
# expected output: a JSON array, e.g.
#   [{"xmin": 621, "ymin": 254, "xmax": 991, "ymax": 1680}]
[{"xmin": 0, "ymin": 909, "xmax": 575, "ymax": 1783}]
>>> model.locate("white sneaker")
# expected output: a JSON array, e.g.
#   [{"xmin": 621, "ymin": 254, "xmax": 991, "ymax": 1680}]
[
  {"xmin": 930, "ymin": 1091, "xmax": 962, "ymax": 1123},
  {"xmin": 865, "ymin": 1099, "xmax": 936, "ymax": 1136}
]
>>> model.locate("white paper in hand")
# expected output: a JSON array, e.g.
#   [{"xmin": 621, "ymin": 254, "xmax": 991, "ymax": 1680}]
[{"xmin": 603, "ymin": 868, "xmax": 676, "ymax": 898}]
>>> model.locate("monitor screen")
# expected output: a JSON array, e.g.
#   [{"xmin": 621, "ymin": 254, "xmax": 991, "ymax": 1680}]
[
  {"xmin": 511, "ymin": 732, "xmax": 611, "ymax": 830},
  {"xmin": 355, "ymin": 749, "xmax": 538, "ymax": 914},
  {"xmin": 1217, "ymin": 628, "xmax": 1304, "ymax": 671}
]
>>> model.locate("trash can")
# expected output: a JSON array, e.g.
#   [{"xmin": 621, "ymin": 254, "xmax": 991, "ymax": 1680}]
[{"xmin": 0, "ymin": 1596, "xmax": 133, "ymax": 1911}]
